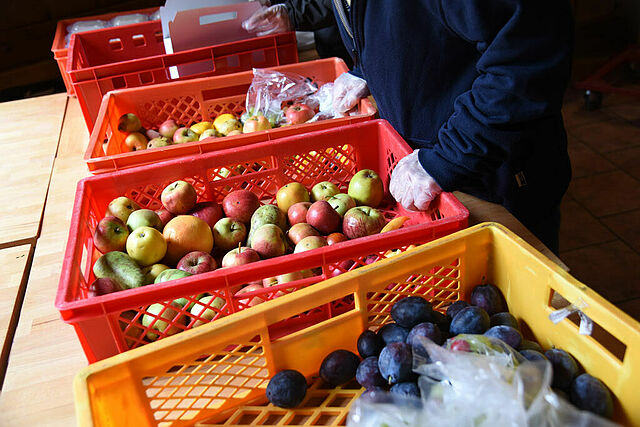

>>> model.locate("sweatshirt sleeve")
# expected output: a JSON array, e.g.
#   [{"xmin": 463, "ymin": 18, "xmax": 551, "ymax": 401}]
[
  {"xmin": 418, "ymin": 0, "xmax": 573, "ymax": 191},
  {"xmin": 280, "ymin": 0, "xmax": 337, "ymax": 31}
]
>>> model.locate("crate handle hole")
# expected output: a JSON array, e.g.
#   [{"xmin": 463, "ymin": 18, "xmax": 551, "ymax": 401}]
[
  {"xmin": 154, "ymin": 31, "xmax": 163, "ymax": 43},
  {"xmin": 112, "ymin": 76, "xmax": 126, "ymax": 90},
  {"xmin": 108, "ymin": 38, "xmax": 123, "ymax": 51},
  {"xmin": 139, "ymin": 71, "xmax": 154, "ymax": 85},
  {"xmin": 549, "ymin": 289, "xmax": 627, "ymax": 363},
  {"xmin": 132, "ymin": 34, "xmax": 146, "ymax": 47}
]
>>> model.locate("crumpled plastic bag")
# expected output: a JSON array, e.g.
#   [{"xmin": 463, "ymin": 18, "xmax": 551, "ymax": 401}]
[
  {"xmin": 347, "ymin": 335, "xmax": 620, "ymax": 427},
  {"xmin": 109, "ymin": 13, "xmax": 150, "ymax": 27},
  {"xmin": 65, "ymin": 20, "xmax": 108, "ymax": 46}
]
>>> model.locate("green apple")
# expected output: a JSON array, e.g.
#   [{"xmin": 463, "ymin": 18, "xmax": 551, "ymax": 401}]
[
  {"xmin": 213, "ymin": 218, "xmax": 247, "ymax": 252},
  {"xmin": 327, "ymin": 193, "xmax": 356, "ymax": 217},
  {"xmin": 173, "ymin": 293, "xmax": 206, "ymax": 312},
  {"xmin": 141, "ymin": 263, "xmax": 170, "ymax": 285},
  {"xmin": 154, "ymin": 268, "xmax": 192, "ymax": 284},
  {"xmin": 142, "ymin": 302, "xmax": 185, "ymax": 341},
  {"xmin": 311, "ymin": 181, "xmax": 340, "ymax": 202},
  {"xmin": 348, "ymin": 169, "xmax": 384, "ymax": 207},
  {"xmin": 107, "ymin": 196, "xmax": 140, "ymax": 223},
  {"xmin": 189, "ymin": 295, "xmax": 226, "ymax": 327},
  {"xmin": 126, "ymin": 226, "xmax": 167, "ymax": 266},
  {"xmin": 126, "ymin": 209, "xmax": 163, "ymax": 232}
]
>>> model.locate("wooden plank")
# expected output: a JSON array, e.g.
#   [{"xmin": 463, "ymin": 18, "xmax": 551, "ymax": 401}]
[{"xmin": 0, "ymin": 93, "xmax": 67, "ymax": 246}]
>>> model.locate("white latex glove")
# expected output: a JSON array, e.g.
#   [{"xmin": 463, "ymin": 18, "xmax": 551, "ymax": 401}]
[
  {"xmin": 332, "ymin": 72, "xmax": 368, "ymax": 113},
  {"xmin": 389, "ymin": 149, "xmax": 443, "ymax": 211},
  {"xmin": 242, "ymin": 4, "xmax": 293, "ymax": 36}
]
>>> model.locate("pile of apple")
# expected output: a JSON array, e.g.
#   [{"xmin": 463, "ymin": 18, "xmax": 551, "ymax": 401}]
[
  {"xmin": 90, "ymin": 168, "xmax": 409, "ymax": 341},
  {"xmin": 116, "ymin": 101, "xmax": 316, "ymax": 152}
]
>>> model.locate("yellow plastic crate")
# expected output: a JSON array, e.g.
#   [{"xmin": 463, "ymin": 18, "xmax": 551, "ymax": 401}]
[{"xmin": 74, "ymin": 223, "xmax": 640, "ymax": 426}]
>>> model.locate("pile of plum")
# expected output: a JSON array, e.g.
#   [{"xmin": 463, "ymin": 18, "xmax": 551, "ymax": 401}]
[{"xmin": 266, "ymin": 285, "xmax": 614, "ymax": 419}]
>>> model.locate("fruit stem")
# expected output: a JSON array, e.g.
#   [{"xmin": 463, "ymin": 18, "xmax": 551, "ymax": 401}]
[{"xmin": 238, "ymin": 243, "xmax": 242, "ymax": 253}]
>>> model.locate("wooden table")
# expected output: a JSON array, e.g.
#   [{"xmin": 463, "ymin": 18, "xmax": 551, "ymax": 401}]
[{"xmin": 0, "ymin": 95, "xmax": 566, "ymax": 426}]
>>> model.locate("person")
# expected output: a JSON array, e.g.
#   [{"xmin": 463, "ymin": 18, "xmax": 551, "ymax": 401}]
[{"xmin": 243, "ymin": 0, "xmax": 353, "ymax": 67}]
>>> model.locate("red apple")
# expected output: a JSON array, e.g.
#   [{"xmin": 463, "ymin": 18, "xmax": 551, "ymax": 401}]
[
  {"xmin": 221, "ymin": 246, "xmax": 261, "ymax": 268},
  {"xmin": 250, "ymin": 224, "xmax": 287, "ymax": 259},
  {"xmin": 222, "ymin": 190, "xmax": 260, "ymax": 224},
  {"xmin": 159, "ymin": 119, "xmax": 179, "ymax": 139},
  {"xmin": 328, "ymin": 259, "xmax": 355, "ymax": 277},
  {"xmin": 242, "ymin": 115, "xmax": 272, "ymax": 133},
  {"xmin": 348, "ymin": 169, "xmax": 384, "ymax": 207},
  {"xmin": 190, "ymin": 201, "xmax": 224, "ymax": 229},
  {"xmin": 285, "ymin": 103, "xmax": 315, "ymax": 125},
  {"xmin": 93, "ymin": 216, "xmax": 129, "ymax": 253},
  {"xmin": 342, "ymin": 207, "xmax": 386, "ymax": 239},
  {"xmin": 288, "ymin": 202, "xmax": 312, "ymax": 226},
  {"xmin": 87, "ymin": 277, "xmax": 123, "ymax": 297},
  {"xmin": 327, "ymin": 232, "xmax": 348, "ymax": 245},
  {"xmin": 235, "ymin": 284, "xmax": 265, "ymax": 307},
  {"xmin": 177, "ymin": 251, "xmax": 217, "ymax": 275},
  {"xmin": 306, "ymin": 200, "xmax": 342, "ymax": 235},
  {"xmin": 276, "ymin": 182, "xmax": 310, "ymax": 215},
  {"xmin": 294, "ymin": 235, "xmax": 327, "ymax": 253},
  {"xmin": 155, "ymin": 208, "xmax": 175, "ymax": 228},
  {"xmin": 287, "ymin": 223, "xmax": 320, "ymax": 245},
  {"xmin": 161, "ymin": 180, "xmax": 198, "ymax": 214},
  {"xmin": 213, "ymin": 218, "xmax": 247, "ymax": 252}
]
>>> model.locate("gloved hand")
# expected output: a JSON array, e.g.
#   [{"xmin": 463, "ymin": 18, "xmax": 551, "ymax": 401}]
[
  {"xmin": 332, "ymin": 72, "xmax": 368, "ymax": 113},
  {"xmin": 389, "ymin": 149, "xmax": 443, "ymax": 211},
  {"xmin": 242, "ymin": 4, "xmax": 293, "ymax": 36}
]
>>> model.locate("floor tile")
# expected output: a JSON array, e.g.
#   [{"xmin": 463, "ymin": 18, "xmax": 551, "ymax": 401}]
[
  {"xmin": 603, "ymin": 146, "xmax": 640, "ymax": 181},
  {"xmin": 562, "ymin": 99, "xmax": 616, "ymax": 129},
  {"xmin": 560, "ymin": 241, "xmax": 640, "ymax": 304},
  {"xmin": 559, "ymin": 197, "xmax": 616, "ymax": 252},
  {"xmin": 601, "ymin": 209, "xmax": 640, "ymax": 254},
  {"xmin": 606, "ymin": 102, "xmax": 640, "ymax": 124},
  {"xmin": 616, "ymin": 298, "xmax": 640, "ymax": 322},
  {"xmin": 568, "ymin": 171, "xmax": 640, "ymax": 217},
  {"xmin": 567, "ymin": 136, "xmax": 616, "ymax": 178},
  {"xmin": 569, "ymin": 116, "xmax": 640, "ymax": 153}
]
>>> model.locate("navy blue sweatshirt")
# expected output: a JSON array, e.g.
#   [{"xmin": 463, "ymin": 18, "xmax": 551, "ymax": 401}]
[{"xmin": 333, "ymin": 0, "xmax": 573, "ymax": 228}]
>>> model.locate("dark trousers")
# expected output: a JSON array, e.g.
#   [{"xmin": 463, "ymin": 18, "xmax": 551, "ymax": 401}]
[{"xmin": 522, "ymin": 206, "xmax": 561, "ymax": 256}]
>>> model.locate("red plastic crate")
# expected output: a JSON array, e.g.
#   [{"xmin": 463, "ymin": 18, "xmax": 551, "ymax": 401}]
[
  {"xmin": 86, "ymin": 58, "xmax": 376, "ymax": 174},
  {"xmin": 66, "ymin": 19, "xmax": 298, "ymax": 131},
  {"xmin": 51, "ymin": 7, "xmax": 160, "ymax": 95},
  {"xmin": 55, "ymin": 120, "xmax": 469, "ymax": 363}
]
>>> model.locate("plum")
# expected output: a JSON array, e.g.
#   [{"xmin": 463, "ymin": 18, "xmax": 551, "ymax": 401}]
[
  {"xmin": 484, "ymin": 325, "xmax": 522, "ymax": 349},
  {"xmin": 319, "ymin": 349, "xmax": 360, "ymax": 386},
  {"xmin": 570, "ymin": 374, "xmax": 614, "ymax": 419},
  {"xmin": 470, "ymin": 284, "xmax": 506, "ymax": 315},
  {"xmin": 490, "ymin": 312, "xmax": 519, "ymax": 330},
  {"xmin": 545, "ymin": 348, "xmax": 580, "ymax": 391},
  {"xmin": 390, "ymin": 382, "xmax": 420, "ymax": 398},
  {"xmin": 406, "ymin": 322, "xmax": 442, "ymax": 359},
  {"xmin": 450, "ymin": 306, "xmax": 490, "ymax": 335},
  {"xmin": 445, "ymin": 300, "xmax": 469, "ymax": 320},
  {"xmin": 357, "ymin": 330, "xmax": 384, "ymax": 358},
  {"xmin": 378, "ymin": 323, "xmax": 411, "ymax": 345},
  {"xmin": 520, "ymin": 349, "xmax": 548, "ymax": 362},
  {"xmin": 431, "ymin": 310, "xmax": 451, "ymax": 336},
  {"xmin": 378, "ymin": 342, "xmax": 414, "ymax": 385},
  {"xmin": 355, "ymin": 356, "xmax": 386, "ymax": 389},
  {"xmin": 266, "ymin": 370, "xmax": 307, "ymax": 408},
  {"xmin": 520, "ymin": 339, "xmax": 543, "ymax": 352},
  {"xmin": 391, "ymin": 296, "xmax": 433, "ymax": 328}
]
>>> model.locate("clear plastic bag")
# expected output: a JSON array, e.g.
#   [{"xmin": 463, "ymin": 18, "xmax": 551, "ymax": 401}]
[
  {"xmin": 347, "ymin": 335, "xmax": 620, "ymax": 427},
  {"xmin": 108, "ymin": 13, "xmax": 150, "ymax": 27},
  {"xmin": 149, "ymin": 10, "xmax": 161, "ymax": 21},
  {"xmin": 65, "ymin": 20, "xmax": 108, "ymax": 47}
]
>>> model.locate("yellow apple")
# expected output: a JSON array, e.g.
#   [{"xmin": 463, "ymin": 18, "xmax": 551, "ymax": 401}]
[
  {"xmin": 126, "ymin": 226, "xmax": 167, "ymax": 266},
  {"xmin": 190, "ymin": 121, "xmax": 212, "ymax": 135}
]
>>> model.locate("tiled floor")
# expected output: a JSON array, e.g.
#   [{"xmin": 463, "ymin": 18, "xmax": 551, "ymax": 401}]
[{"xmin": 560, "ymin": 84, "xmax": 640, "ymax": 321}]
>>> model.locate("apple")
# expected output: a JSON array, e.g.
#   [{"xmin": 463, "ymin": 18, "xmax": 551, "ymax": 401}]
[
  {"xmin": 159, "ymin": 119, "xmax": 179, "ymax": 139},
  {"xmin": 250, "ymin": 224, "xmax": 287, "ymax": 259},
  {"xmin": 142, "ymin": 263, "xmax": 170, "ymax": 285},
  {"xmin": 172, "ymin": 127, "xmax": 199, "ymax": 144},
  {"xmin": 348, "ymin": 169, "xmax": 384, "ymax": 207},
  {"xmin": 190, "ymin": 201, "xmax": 224, "ymax": 229},
  {"xmin": 124, "ymin": 132, "xmax": 147, "ymax": 151},
  {"xmin": 328, "ymin": 259, "xmax": 355, "ymax": 277},
  {"xmin": 342, "ymin": 206, "xmax": 386, "ymax": 239},
  {"xmin": 155, "ymin": 208, "xmax": 175, "ymax": 228},
  {"xmin": 212, "ymin": 218, "xmax": 247, "ymax": 252},
  {"xmin": 177, "ymin": 251, "xmax": 217, "ymax": 275},
  {"xmin": 294, "ymin": 235, "xmax": 327, "ymax": 253},
  {"xmin": 161, "ymin": 180, "xmax": 198, "ymax": 215},
  {"xmin": 327, "ymin": 193, "xmax": 356, "ymax": 217},
  {"xmin": 235, "ymin": 284, "xmax": 265, "ymax": 307},
  {"xmin": 306, "ymin": 200, "xmax": 342, "ymax": 235},
  {"xmin": 87, "ymin": 277, "xmax": 123, "ymax": 297},
  {"xmin": 221, "ymin": 246, "xmax": 261, "ymax": 268},
  {"xmin": 222, "ymin": 190, "xmax": 260, "ymax": 224},
  {"xmin": 227, "ymin": 129, "xmax": 243, "ymax": 136},
  {"xmin": 190, "ymin": 121, "xmax": 212, "ymax": 135},
  {"xmin": 276, "ymin": 182, "xmax": 310, "ymax": 214},
  {"xmin": 93, "ymin": 216, "xmax": 129, "ymax": 253},
  {"xmin": 126, "ymin": 226, "xmax": 167, "ymax": 266},
  {"xmin": 147, "ymin": 136, "xmax": 171, "ymax": 149},
  {"xmin": 287, "ymin": 202, "xmax": 312, "ymax": 226},
  {"xmin": 146, "ymin": 128, "xmax": 161, "ymax": 140},
  {"xmin": 311, "ymin": 181, "xmax": 340, "ymax": 202},
  {"xmin": 190, "ymin": 295, "xmax": 226, "ymax": 327},
  {"xmin": 142, "ymin": 302, "xmax": 185, "ymax": 341},
  {"xmin": 214, "ymin": 113, "xmax": 240, "ymax": 134},
  {"xmin": 287, "ymin": 223, "xmax": 320, "ymax": 245},
  {"xmin": 199, "ymin": 128, "xmax": 218, "ymax": 140},
  {"xmin": 327, "ymin": 232, "xmax": 348, "ymax": 245},
  {"xmin": 163, "ymin": 215, "xmax": 214, "ymax": 265},
  {"xmin": 285, "ymin": 103, "xmax": 315, "ymax": 124},
  {"xmin": 243, "ymin": 115, "xmax": 272, "ymax": 133},
  {"xmin": 107, "ymin": 196, "xmax": 140, "ymax": 223},
  {"xmin": 126, "ymin": 209, "xmax": 162, "ymax": 232},
  {"xmin": 118, "ymin": 113, "xmax": 142, "ymax": 132},
  {"xmin": 154, "ymin": 268, "xmax": 192, "ymax": 284}
]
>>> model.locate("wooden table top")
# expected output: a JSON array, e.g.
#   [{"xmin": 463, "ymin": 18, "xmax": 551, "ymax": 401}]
[{"xmin": 0, "ymin": 95, "xmax": 566, "ymax": 426}]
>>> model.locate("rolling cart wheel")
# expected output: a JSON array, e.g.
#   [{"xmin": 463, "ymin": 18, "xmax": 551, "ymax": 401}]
[{"xmin": 583, "ymin": 90, "xmax": 602, "ymax": 111}]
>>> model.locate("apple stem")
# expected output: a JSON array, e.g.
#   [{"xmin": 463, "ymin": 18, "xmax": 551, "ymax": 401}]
[{"xmin": 238, "ymin": 243, "xmax": 242, "ymax": 253}]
